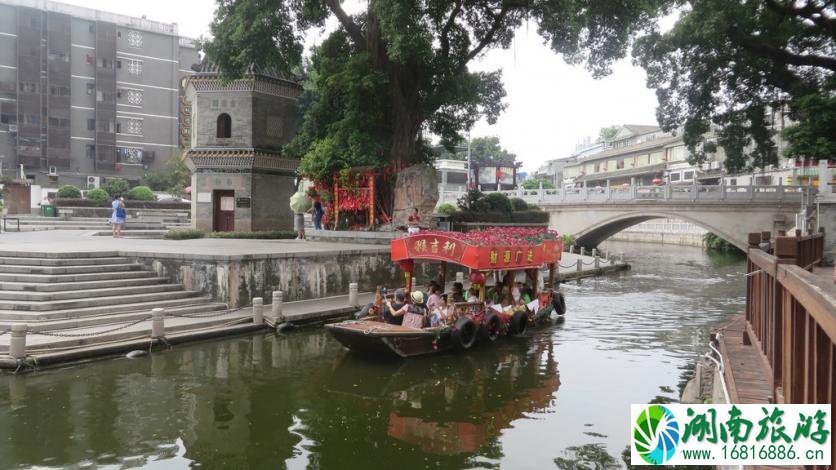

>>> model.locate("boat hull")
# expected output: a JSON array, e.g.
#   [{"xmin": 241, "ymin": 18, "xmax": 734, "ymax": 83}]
[{"xmin": 325, "ymin": 321, "xmax": 454, "ymax": 358}]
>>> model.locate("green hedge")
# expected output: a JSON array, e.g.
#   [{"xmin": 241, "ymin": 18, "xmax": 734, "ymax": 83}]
[
  {"xmin": 207, "ymin": 230, "xmax": 297, "ymax": 239},
  {"xmin": 85, "ymin": 188, "xmax": 110, "ymax": 204},
  {"xmin": 126, "ymin": 185, "xmax": 155, "ymax": 201},
  {"xmin": 57, "ymin": 185, "xmax": 82, "ymax": 198},
  {"xmin": 449, "ymin": 210, "xmax": 549, "ymax": 224},
  {"xmin": 163, "ymin": 228, "xmax": 205, "ymax": 240},
  {"xmin": 54, "ymin": 198, "xmax": 190, "ymax": 209}
]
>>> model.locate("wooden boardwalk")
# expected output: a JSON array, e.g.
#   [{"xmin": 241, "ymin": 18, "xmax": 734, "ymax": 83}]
[{"xmin": 716, "ymin": 314, "xmax": 774, "ymax": 404}]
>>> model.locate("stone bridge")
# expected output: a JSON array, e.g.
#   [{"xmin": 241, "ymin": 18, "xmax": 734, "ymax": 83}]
[{"xmin": 473, "ymin": 185, "xmax": 810, "ymax": 250}]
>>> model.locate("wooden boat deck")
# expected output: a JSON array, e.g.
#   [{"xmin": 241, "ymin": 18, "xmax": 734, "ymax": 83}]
[
  {"xmin": 327, "ymin": 320, "xmax": 438, "ymax": 337},
  {"xmin": 716, "ymin": 314, "xmax": 775, "ymax": 404}
]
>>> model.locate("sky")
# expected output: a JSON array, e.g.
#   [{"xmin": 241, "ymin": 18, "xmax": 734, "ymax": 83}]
[{"xmin": 58, "ymin": 0, "xmax": 662, "ymax": 172}]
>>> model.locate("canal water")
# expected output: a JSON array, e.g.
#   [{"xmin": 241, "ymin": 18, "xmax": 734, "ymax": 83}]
[{"xmin": 0, "ymin": 242, "xmax": 746, "ymax": 469}]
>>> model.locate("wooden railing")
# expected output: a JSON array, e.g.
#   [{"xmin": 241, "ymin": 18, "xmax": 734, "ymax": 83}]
[{"xmin": 745, "ymin": 229, "xmax": 834, "ymax": 406}]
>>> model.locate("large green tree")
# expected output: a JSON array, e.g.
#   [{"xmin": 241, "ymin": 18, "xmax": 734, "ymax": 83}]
[
  {"xmin": 203, "ymin": 0, "xmax": 666, "ymax": 180},
  {"xmin": 634, "ymin": 0, "xmax": 835, "ymax": 173}
]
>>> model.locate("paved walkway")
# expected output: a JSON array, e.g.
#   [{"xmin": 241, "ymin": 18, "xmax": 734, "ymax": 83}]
[{"xmin": 0, "ymin": 230, "xmax": 388, "ymax": 260}]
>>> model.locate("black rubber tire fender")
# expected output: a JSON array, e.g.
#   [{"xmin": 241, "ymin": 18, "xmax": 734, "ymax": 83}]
[
  {"xmin": 452, "ymin": 316, "xmax": 477, "ymax": 349},
  {"xmin": 479, "ymin": 312, "xmax": 502, "ymax": 342},
  {"xmin": 552, "ymin": 291, "xmax": 566, "ymax": 315},
  {"xmin": 509, "ymin": 310, "xmax": 528, "ymax": 336}
]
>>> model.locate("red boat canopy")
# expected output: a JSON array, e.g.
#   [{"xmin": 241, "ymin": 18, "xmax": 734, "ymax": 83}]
[{"xmin": 390, "ymin": 228, "xmax": 563, "ymax": 271}]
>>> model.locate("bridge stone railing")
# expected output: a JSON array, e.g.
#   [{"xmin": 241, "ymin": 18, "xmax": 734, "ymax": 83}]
[{"xmin": 448, "ymin": 184, "xmax": 809, "ymax": 206}]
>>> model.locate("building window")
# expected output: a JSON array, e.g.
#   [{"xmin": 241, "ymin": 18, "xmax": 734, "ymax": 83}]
[
  {"xmin": 86, "ymin": 83, "xmax": 95, "ymax": 95},
  {"xmin": 216, "ymin": 113, "xmax": 231, "ymax": 138},
  {"xmin": 116, "ymin": 60, "xmax": 121, "ymax": 69},
  {"xmin": 127, "ymin": 30, "xmax": 142, "ymax": 48},
  {"xmin": 127, "ymin": 59, "xmax": 142, "ymax": 76},
  {"xmin": 670, "ymin": 172, "xmax": 681, "ymax": 182},
  {"xmin": 86, "ymin": 144, "xmax": 95, "ymax": 158},
  {"xmin": 729, "ymin": 178, "xmax": 737, "ymax": 186},
  {"xmin": 87, "ymin": 118, "xmax": 95, "ymax": 131},
  {"xmin": 617, "ymin": 159, "xmax": 625, "ymax": 170},
  {"xmin": 212, "ymin": 100, "xmax": 219, "ymax": 109},
  {"xmin": 88, "ymin": 24, "xmax": 95, "ymax": 33},
  {"xmin": 123, "ymin": 118, "xmax": 142, "ymax": 135},
  {"xmin": 117, "ymin": 146, "xmax": 143, "ymax": 164},
  {"xmin": 683, "ymin": 170, "xmax": 695, "ymax": 181},
  {"xmin": 126, "ymin": 89, "xmax": 142, "ymax": 105}
]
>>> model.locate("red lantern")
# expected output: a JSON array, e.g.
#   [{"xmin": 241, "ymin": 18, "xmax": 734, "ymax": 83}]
[
  {"xmin": 469, "ymin": 271, "xmax": 485, "ymax": 285},
  {"xmin": 652, "ymin": 177, "xmax": 663, "ymax": 185}
]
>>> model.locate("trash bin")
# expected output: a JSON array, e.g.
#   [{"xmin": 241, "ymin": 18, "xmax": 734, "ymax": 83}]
[{"xmin": 41, "ymin": 204, "xmax": 56, "ymax": 217}]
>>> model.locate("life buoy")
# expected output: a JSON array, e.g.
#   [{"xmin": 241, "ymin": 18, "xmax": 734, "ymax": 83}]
[
  {"xmin": 479, "ymin": 312, "xmax": 501, "ymax": 342},
  {"xmin": 553, "ymin": 292, "xmax": 566, "ymax": 315},
  {"xmin": 452, "ymin": 317, "xmax": 477, "ymax": 349},
  {"xmin": 509, "ymin": 310, "xmax": 528, "ymax": 336}
]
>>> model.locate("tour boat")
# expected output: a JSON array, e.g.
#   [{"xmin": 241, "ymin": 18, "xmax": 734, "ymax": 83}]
[{"xmin": 325, "ymin": 228, "xmax": 566, "ymax": 358}]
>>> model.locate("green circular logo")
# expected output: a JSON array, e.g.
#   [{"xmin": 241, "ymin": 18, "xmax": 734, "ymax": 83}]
[{"xmin": 633, "ymin": 405, "xmax": 681, "ymax": 465}]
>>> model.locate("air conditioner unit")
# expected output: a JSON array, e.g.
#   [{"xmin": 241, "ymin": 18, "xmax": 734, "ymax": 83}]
[
  {"xmin": 87, "ymin": 175, "xmax": 100, "ymax": 189},
  {"xmin": 8, "ymin": 125, "xmax": 17, "ymax": 133},
  {"xmin": 48, "ymin": 166, "xmax": 58, "ymax": 176}
]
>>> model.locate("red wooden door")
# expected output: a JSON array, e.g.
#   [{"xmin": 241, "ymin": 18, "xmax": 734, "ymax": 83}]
[{"xmin": 213, "ymin": 190, "xmax": 235, "ymax": 232}]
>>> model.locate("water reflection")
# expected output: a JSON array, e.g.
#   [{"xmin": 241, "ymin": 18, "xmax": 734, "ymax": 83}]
[{"xmin": 0, "ymin": 241, "xmax": 746, "ymax": 469}]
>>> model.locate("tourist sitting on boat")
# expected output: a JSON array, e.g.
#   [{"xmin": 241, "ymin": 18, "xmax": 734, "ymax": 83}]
[
  {"xmin": 353, "ymin": 286, "xmax": 385, "ymax": 319},
  {"xmin": 429, "ymin": 294, "xmax": 450, "ymax": 327},
  {"xmin": 388, "ymin": 291, "xmax": 427, "ymax": 329},
  {"xmin": 487, "ymin": 283, "xmax": 503, "ymax": 305},
  {"xmin": 514, "ymin": 282, "xmax": 532, "ymax": 303},
  {"xmin": 450, "ymin": 282, "xmax": 465, "ymax": 303},
  {"xmin": 466, "ymin": 287, "xmax": 480, "ymax": 303},
  {"xmin": 383, "ymin": 289, "xmax": 408, "ymax": 325},
  {"xmin": 426, "ymin": 283, "xmax": 442, "ymax": 313}
]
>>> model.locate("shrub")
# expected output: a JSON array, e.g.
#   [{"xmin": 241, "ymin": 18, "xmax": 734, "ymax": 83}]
[
  {"xmin": 561, "ymin": 234, "xmax": 576, "ymax": 247},
  {"xmin": 56, "ymin": 185, "xmax": 82, "ymax": 199},
  {"xmin": 85, "ymin": 188, "xmax": 110, "ymax": 204},
  {"xmin": 436, "ymin": 203, "xmax": 457, "ymax": 216},
  {"xmin": 521, "ymin": 178, "xmax": 555, "ymax": 189},
  {"xmin": 101, "ymin": 178, "xmax": 130, "ymax": 198},
  {"xmin": 456, "ymin": 189, "xmax": 489, "ymax": 212},
  {"xmin": 127, "ymin": 185, "xmax": 156, "ymax": 201},
  {"xmin": 207, "ymin": 230, "xmax": 297, "ymax": 239},
  {"xmin": 483, "ymin": 192, "xmax": 512, "ymax": 212},
  {"xmin": 703, "ymin": 232, "xmax": 743, "ymax": 254},
  {"xmin": 163, "ymin": 228, "xmax": 205, "ymax": 240},
  {"xmin": 527, "ymin": 202, "xmax": 541, "ymax": 211},
  {"xmin": 510, "ymin": 197, "xmax": 529, "ymax": 211}
]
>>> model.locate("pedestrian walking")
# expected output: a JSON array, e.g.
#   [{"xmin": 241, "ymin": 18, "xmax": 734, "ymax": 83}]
[{"xmin": 313, "ymin": 200, "xmax": 324, "ymax": 230}]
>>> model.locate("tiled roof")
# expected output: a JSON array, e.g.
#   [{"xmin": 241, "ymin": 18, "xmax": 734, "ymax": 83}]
[{"xmin": 193, "ymin": 59, "xmax": 301, "ymax": 84}]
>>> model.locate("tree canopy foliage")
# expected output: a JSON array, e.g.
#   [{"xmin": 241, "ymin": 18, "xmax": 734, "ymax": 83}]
[
  {"xmin": 522, "ymin": 177, "xmax": 555, "ymax": 189},
  {"xmin": 433, "ymin": 136, "xmax": 516, "ymax": 167},
  {"xmin": 203, "ymin": 0, "xmax": 667, "ymax": 182},
  {"xmin": 597, "ymin": 125, "xmax": 620, "ymax": 142},
  {"xmin": 634, "ymin": 0, "xmax": 836, "ymax": 173}
]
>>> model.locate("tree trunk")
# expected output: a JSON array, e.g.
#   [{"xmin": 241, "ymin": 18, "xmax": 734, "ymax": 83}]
[{"xmin": 365, "ymin": 9, "xmax": 423, "ymax": 167}]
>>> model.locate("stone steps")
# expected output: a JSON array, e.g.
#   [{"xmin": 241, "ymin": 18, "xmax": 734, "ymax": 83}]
[
  {"xmin": 0, "ymin": 276, "xmax": 169, "ymax": 292},
  {"xmin": 0, "ymin": 289, "xmax": 203, "ymax": 312},
  {"xmin": 0, "ymin": 263, "xmax": 144, "ymax": 275},
  {"xmin": 0, "ymin": 295, "xmax": 216, "ymax": 321},
  {"xmin": 0, "ymin": 302, "xmax": 229, "ymax": 331},
  {"xmin": 0, "ymin": 256, "xmax": 130, "ymax": 267},
  {"xmin": 0, "ymin": 270, "xmax": 156, "ymax": 283},
  {"xmin": 0, "ymin": 283, "xmax": 183, "ymax": 302}
]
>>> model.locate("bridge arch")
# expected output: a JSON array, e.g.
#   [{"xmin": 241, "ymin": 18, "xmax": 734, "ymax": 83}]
[{"xmin": 566, "ymin": 210, "xmax": 750, "ymax": 251}]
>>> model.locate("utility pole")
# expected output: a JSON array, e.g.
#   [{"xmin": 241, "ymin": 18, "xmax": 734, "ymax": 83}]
[{"xmin": 466, "ymin": 134, "xmax": 472, "ymax": 190}]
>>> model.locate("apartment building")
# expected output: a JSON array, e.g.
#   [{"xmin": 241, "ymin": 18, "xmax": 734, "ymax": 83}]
[{"xmin": 0, "ymin": 0, "xmax": 199, "ymax": 188}]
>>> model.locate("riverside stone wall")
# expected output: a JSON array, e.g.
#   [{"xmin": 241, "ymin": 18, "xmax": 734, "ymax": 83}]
[{"xmin": 130, "ymin": 250, "xmax": 428, "ymax": 308}]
